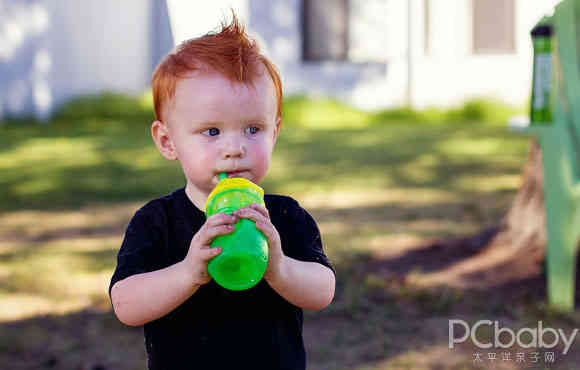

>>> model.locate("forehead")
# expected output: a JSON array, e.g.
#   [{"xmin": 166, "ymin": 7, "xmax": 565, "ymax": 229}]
[{"xmin": 170, "ymin": 69, "xmax": 277, "ymax": 122}]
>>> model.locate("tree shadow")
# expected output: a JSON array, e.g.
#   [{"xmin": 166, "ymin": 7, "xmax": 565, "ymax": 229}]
[{"xmin": 370, "ymin": 225, "xmax": 502, "ymax": 276}]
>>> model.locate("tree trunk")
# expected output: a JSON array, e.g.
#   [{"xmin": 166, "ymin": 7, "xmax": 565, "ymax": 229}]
[
  {"xmin": 501, "ymin": 138, "xmax": 546, "ymax": 250},
  {"xmin": 459, "ymin": 138, "xmax": 546, "ymax": 256}
]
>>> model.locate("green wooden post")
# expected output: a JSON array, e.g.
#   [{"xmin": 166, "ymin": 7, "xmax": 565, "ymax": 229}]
[{"xmin": 513, "ymin": 0, "xmax": 580, "ymax": 311}]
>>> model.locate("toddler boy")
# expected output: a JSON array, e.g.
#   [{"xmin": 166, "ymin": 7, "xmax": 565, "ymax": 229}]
[{"xmin": 109, "ymin": 13, "xmax": 335, "ymax": 370}]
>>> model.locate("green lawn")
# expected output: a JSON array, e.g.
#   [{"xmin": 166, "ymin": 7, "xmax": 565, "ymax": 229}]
[
  {"xmin": 3, "ymin": 99, "xmax": 579, "ymax": 369},
  {"xmin": 0, "ymin": 115, "xmax": 527, "ymax": 211}
]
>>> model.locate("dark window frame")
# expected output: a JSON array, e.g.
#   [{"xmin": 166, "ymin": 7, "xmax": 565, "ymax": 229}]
[{"xmin": 301, "ymin": 0, "xmax": 350, "ymax": 62}]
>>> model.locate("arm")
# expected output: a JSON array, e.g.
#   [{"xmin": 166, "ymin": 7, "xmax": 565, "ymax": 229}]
[
  {"xmin": 234, "ymin": 204, "xmax": 336, "ymax": 311},
  {"xmin": 111, "ymin": 261, "xmax": 199, "ymax": 326},
  {"xmin": 267, "ymin": 256, "xmax": 335, "ymax": 311},
  {"xmin": 110, "ymin": 212, "xmax": 239, "ymax": 326}
]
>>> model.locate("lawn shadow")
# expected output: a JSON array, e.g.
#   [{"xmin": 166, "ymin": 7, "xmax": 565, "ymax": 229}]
[
  {"xmin": 0, "ymin": 309, "xmax": 146, "ymax": 370},
  {"xmin": 0, "ymin": 118, "xmax": 183, "ymax": 212},
  {"xmin": 373, "ymin": 226, "xmax": 502, "ymax": 276},
  {"xmin": 1, "ymin": 122, "xmax": 527, "ymax": 212}
]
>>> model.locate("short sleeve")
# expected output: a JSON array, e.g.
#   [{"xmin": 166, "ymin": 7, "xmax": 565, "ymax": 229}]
[
  {"xmin": 108, "ymin": 208, "xmax": 165, "ymax": 297},
  {"xmin": 275, "ymin": 198, "xmax": 335, "ymax": 275}
]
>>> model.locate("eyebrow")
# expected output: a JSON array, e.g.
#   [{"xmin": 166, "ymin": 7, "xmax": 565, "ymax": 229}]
[
  {"xmin": 195, "ymin": 118, "xmax": 270, "ymax": 126},
  {"xmin": 195, "ymin": 121, "xmax": 224, "ymax": 127}
]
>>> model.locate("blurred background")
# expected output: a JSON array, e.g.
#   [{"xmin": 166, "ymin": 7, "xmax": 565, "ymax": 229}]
[
  {"xmin": 2, "ymin": 1, "xmax": 579, "ymax": 369},
  {"xmin": 0, "ymin": 0, "xmax": 558, "ymax": 119}
]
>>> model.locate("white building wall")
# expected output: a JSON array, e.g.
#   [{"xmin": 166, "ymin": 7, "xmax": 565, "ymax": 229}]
[
  {"xmin": 0, "ymin": 0, "xmax": 564, "ymax": 119},
  {"xmin": 412, "ymin": 0, "xmax": 560, "ymax": 109},
  {"xmin": 1, "ymin": 0, "xmax": 162, "ymax": 120},
  {"xmin": 247, "ymin": 0, "xmax": 392, "ymax": 111},
  {"xmin": 166, "ymin": 1, "xmax": 249, "ymax": 43},
  {"xmin": 243, "ymin": 0, "xmax": 561, "ymax": 111},
  {"xmin": 45, "ymin": 0, "xmax": 153, "ymax": 99}
]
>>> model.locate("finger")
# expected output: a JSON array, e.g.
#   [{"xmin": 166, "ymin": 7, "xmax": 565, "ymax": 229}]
[
  {"xmin": 254, "ymin": 220, "xmax": 280, "ymax": 246},
  {"xmin": 206, "ymin": 212, "xmax": 238, "ymax": 227},
  {"xmin": 199, "ymin": 246, "xmax": 222, "ymax": 261},
  {"xmin": 199, "ymin": 224, "xmax": 235, "ymax": 245},
  {"xmin": 249, "ymin": 203, "xmax": 270, "ymax": 219},
  {"xmin": 233, "ymin": 207, "xmax": 267, "ymax": 224}
]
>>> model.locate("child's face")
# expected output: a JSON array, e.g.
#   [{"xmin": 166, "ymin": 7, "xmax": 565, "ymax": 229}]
[{"xmin": 155, "ymin": 69, "xmax": 280, "ymax": 207}]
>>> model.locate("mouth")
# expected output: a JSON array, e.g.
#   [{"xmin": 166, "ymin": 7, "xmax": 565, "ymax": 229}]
[{"xmin": 223, "ymin": 170, "xmax": 247, "ymax": 178}]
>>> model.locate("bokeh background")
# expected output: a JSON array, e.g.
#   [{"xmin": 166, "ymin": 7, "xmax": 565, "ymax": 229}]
[{"xmin": 3, "ymin": 1, "xmax": 580, "ymax": 369}]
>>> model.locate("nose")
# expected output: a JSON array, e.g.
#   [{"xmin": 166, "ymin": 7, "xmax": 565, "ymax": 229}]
[{"xmin": 221, "ymin": 134, "xmax": 245, "ymax": 159}]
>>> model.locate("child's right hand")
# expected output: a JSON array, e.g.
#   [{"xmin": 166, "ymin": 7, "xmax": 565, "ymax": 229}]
[{"xmin": 184, "ymin": 212, "xmax": 237, "ymax": 285}]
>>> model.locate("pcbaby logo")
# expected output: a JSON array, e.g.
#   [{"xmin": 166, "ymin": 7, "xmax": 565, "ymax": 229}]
[{"xmin": 449, "ymin": 320, "xmax": 578, "ymax": 355}]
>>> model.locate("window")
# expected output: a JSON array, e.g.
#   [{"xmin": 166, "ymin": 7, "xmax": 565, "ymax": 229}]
[
  {"xmin": 472, "ymin": 0, "xmax": 515, "ymax": 54},
  {"xmin": 302, "ymin": 0, "xmax": 388, "ymax": 62},
  {"xmin": 302, "ymin": 0, "xmax": 349, "ymax": 61}
]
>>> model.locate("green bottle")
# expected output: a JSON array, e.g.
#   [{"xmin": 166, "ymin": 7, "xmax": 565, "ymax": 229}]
[
  {"xmin": 204, "ymin": 173, "xmax": 268, "ymax": 290},
  {"xmin": 530, "ymin": 21, "xmax": 553, "ymax": 124}
]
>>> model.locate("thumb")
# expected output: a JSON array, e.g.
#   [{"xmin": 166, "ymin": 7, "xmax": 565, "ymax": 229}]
[{"xmin": 200, "ymin": 246, "xmax": 222, "ymax": 261}]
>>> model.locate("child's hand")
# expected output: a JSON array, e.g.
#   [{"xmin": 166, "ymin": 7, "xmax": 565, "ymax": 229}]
[
  {"xmin": 184, "ymin": 212, "xmax": 237, "ymax": 285},
  {"xmin": 233, "ymin": 203, "xmax": 285, "ymax": 284}
]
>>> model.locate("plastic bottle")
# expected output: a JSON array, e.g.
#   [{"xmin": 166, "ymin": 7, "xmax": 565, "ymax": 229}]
[
  {"xmin": 530, "ymin": 21, "xmax": 553, "ymax": 124},
  {"xmin": 204, "ymin": 173, "xmax": 268, "ymax": 290}
]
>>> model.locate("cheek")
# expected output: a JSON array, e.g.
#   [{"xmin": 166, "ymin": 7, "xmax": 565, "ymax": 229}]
[
  {"xmin": 248, "ymin": 143, "xmax": 273, "ymax": 172},
  {"xmin": 175, "ymin": 140, "xmax": 214, "ymax": 171},
  {"xmin": 249, "ymin": 141, "xmax": 271, "ymax": 158}
]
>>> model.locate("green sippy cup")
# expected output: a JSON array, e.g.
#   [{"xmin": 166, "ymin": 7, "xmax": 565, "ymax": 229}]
[{"xmin": 204, "ymin": 172, "xmax": 268, "ymax": 290}]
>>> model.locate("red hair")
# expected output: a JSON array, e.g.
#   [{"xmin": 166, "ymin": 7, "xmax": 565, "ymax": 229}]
[{"xmin": 151, "ymin": 13, "xmax": 283, "ymax": 122}]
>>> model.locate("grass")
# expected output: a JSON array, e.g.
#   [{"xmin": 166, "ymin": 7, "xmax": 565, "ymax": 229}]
[
  {"xmin": 3, "ymin": 94, "xmax": 579, "ymax": 369},
  {"xmin": 283, "ymin": 95, "xmax": 524, "ymax": 128},
  {"xmin": 0, "ymin": 93, "xmax": 525, "ymax": 211}
]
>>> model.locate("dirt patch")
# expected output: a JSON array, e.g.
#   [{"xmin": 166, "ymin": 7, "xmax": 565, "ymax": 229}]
[
  {"xmin": 368, "ymin": 226, "xmax": 548, "ymax": 296},
  {"xmin": 303, "ymin": 227, "xmax": 580, "ymax": 369}
]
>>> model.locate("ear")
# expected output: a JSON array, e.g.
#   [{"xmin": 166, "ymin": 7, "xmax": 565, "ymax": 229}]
[
  {"xmin": 151, "ymin": 120, "xmax": 178, "ymax": 160},
  {"xmin": 272, "ymin": 116, "xmax": 281, "ymax": 144}
]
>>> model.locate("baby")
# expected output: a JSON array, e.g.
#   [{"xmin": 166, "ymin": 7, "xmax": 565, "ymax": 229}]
[{"xmin": 109, "ymin": 13, "xmax": 335, "ymax": 370}]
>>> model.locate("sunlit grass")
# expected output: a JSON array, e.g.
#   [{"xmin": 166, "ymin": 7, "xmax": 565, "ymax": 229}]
[
  {"xmin": 453, "ymin": 173, "xmax": 523, "ymax": 192},
  {"xmin": 0, "ymin": 202, "xmax": 140, "ymax": 238},
  {"xmin": 283, "ymin": 95, "xmax": 525, "ymax": 129},
  {"xmin": 298, "ymin": 188, "xmax": 458, "ymax": 209},
  {"xmin": 0, "ymin": 138, "xmax": 101, "ymax": 168},
  {"xmin": 283, "ymin": 96, "xmax": 375, "ymax": 129},
  {"xmin": 0, "ymin": 236, "xmax": 119, "ymax": 321}
]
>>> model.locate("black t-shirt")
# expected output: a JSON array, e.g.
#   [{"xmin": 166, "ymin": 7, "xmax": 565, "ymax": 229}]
[{"xmin": 109, "ymin": 187, "xmax": 334, "ymax": 370}]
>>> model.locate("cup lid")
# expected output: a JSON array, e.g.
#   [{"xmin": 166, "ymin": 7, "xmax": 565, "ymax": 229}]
[{"xmin": 204, "ymin": 177, "xmax": 265, "ymax": 213}]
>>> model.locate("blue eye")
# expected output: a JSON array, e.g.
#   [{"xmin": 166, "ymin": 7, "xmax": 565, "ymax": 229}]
[
  {"xmin": 246, "ymin": 126, "xmax": 260, "ymax": 135},
  {"xmin": 204, "ymin": 128, "xmax": 220, "ymax": 136}
]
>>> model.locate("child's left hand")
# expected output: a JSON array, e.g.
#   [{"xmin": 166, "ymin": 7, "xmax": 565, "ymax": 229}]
[{"xmin": 232, "ymin": 203, "xmax": 285, "ymax": 283}]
